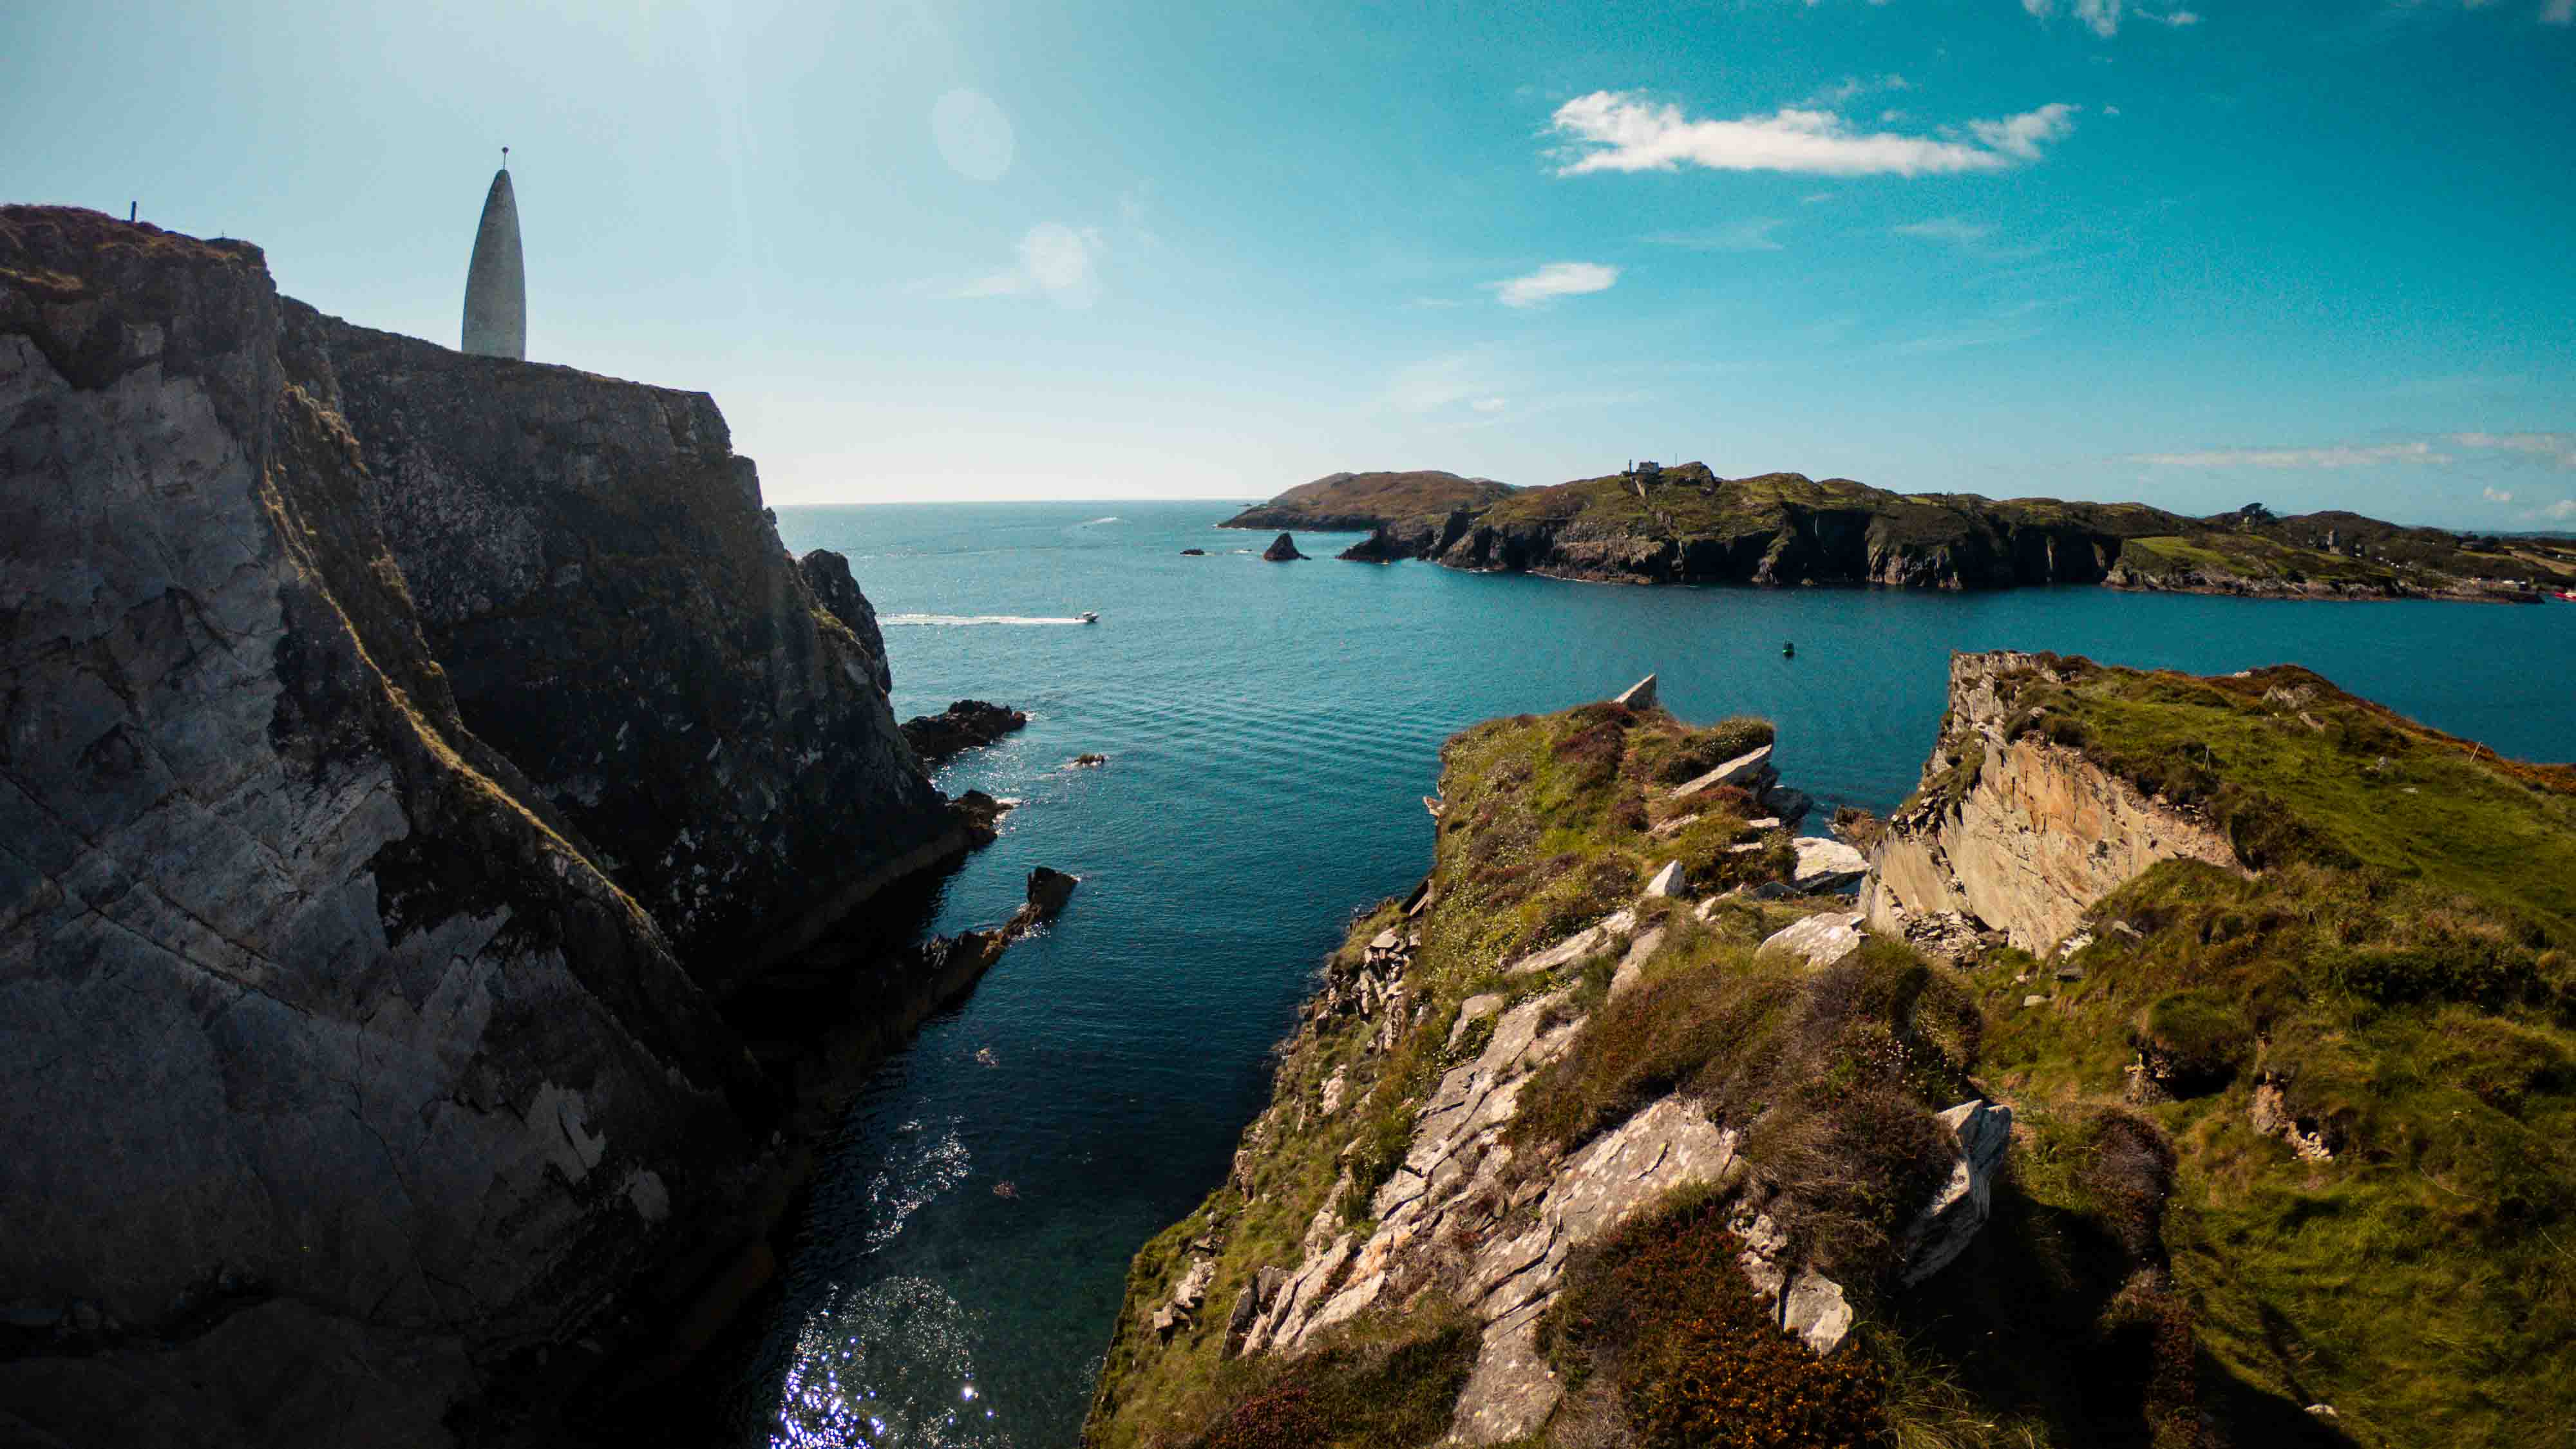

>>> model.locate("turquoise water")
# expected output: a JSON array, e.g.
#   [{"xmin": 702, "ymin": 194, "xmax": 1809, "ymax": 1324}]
[{"xmin": 751, "ymin": 500, "xmax": 2576, "ymax": 1449}]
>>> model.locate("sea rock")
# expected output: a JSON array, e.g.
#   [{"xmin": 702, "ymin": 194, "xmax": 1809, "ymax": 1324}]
[
  {"xmin": 1897, "ymin": 1099, "xmax": 2013, "ymax": 1284},
  {"xmin": 1757, "ymin": 911, "xmax": 1867, "ymax": 969},
  {"xmin": 1336, "ymin": 526, "xmax": 1411, "ymax": 563},
  {"xmin": 951, "ymin": 788, "xmax": 1014, "ymax": 848},
  {"xmin": 1612, "ymin": 672, "xmax": 1658, "ymax": 710},
  {"xmin": 1790, "ymin": 837, "xmax": 1869, "ymax": 893},
  {"xmin": 0, "ymin": 205, "xmax": 775, "ymax": 1446},
  {"xmin": 1179, "ymin": 547, "xmax": 1206, "ymax": 556},
  {"xmin": 285, "ymin": 299, "xmax": 956, "ymax": 981},
  {"xmin": 1019, "ymin": 866, "xmax": 1080, "ymax": 925},
  {"xmin": 902, "ymin": 699, "xmax": 1030, "ymax": 768},
  {"xmin": 1071, "ymin": 752, "xmax": 1108, "ymax": 768},
  {"xmin": 1262, "ymin": 531, "xmax": 1307, "ymax": 561}
]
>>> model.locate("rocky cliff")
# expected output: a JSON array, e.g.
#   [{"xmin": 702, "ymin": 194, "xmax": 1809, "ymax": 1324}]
[
  {"xmin": 1085, "ymin": 697, "xmax": 2027, "ymax": 1449},
  {"xmin": 1863, "ymin": 652, "xmax": 2243, "ymax": 952},
  {"xmin": 278, "ymin": 305, "xmax": 955, "ymax": 983},
  {"xmin": 0, "ymin": 206, "xmax": 969, "ymax": 1447}
]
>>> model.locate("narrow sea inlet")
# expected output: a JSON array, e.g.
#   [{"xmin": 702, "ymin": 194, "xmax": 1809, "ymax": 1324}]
[{"xmin": 753, "ymin": 500, "xmax": 2576, "ymax": 1448}]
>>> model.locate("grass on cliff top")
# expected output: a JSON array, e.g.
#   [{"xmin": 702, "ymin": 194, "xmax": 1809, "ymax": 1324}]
[
  {"xmin": 1242, "ymin": 469, "xmax": 1515, "ymax": 523},
  {"xmin": 2114, "ymin": 533, "xmax": 2409, "ymax": 589},
  {"xmin": 1956, "ymin": 656, "xmax": 2576, "ymax": 1446}
]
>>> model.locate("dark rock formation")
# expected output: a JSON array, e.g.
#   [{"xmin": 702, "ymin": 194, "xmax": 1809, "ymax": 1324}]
[
  {"xmin": 0, "ymin": 206, "xmax": 989, "ymax": 1449},
  {"xmin": 1179, "ymin": 547, "xmax": 1206, "ymax": 556},
  {"xmin": 279, "ymin": 305, "xmax": 958, "ymax": 983},
  {"xmin": 901, "ymin": 699, "xmax": 1030, "ymax": 768},
  {"xmin": 1336, "ymin": 526, "xmax": 1409, "ymax": 563},
  {"xmin": 952, "ymin": 788, "xmax": 1014, "ymax": 848},
  {"xmin": 0, "ymin": 205, "xmax": 789, "ymax": 1448},
  {"xmin": 799, "ymin": 547, "xmax": 893, "ymax": 695},
  {"xmin": 1262, "ymin": 532, "xmax": 1307, "ymax": 562}
]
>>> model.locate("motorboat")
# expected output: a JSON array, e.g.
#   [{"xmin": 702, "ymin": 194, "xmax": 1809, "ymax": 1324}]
[{"xmin": 1078, "ymin": 611, "xmax": 1100, "ymax": 624}]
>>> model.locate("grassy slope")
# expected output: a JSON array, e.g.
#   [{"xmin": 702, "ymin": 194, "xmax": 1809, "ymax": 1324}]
[
  {"xmin": 1967, "ymin": 659, "xmax": 2576, "ymax": 1447},
  {"xmin": 1224, "ymin": 471, "xmax": 1514, "ymax": 527}
]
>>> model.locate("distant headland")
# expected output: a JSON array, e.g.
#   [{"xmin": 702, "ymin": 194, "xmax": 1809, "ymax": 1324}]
[{"xmin": 1222, "ymin": 460, "xmax": 2576, "ymax": 602}]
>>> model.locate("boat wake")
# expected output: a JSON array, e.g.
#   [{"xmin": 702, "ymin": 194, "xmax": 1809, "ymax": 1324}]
[{"xmin": 884, "ymin": 614, "xmax": 1090, "ymax": 627}]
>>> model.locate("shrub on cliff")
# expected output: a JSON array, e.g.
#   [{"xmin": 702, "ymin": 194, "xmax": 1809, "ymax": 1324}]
[{"xmin": 1540, "ymin": 1190, "xmax": 1893, "ymax": 1449}]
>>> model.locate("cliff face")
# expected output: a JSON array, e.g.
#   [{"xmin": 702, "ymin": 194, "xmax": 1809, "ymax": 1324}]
[
  {"xmin": 1862, "ymin": 652, "xmax": 2241, "ymax": 952},
  {"xmin": 0, "ymin": 206, "xmax": 784, "ymax": 1445},
  {"xmin": 279, "ymin": 307, "xmax": 954, "ymax": 982},
  {"xmin": 0, "ymin": 206, "xmax": 966, "ymax": 1447}
]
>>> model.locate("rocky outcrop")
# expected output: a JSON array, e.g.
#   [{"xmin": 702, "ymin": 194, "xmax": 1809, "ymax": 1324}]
[
  {"xmin": 1863, "ymin": 652, "xmax": 2241, "ymax": 952},
  {"xmin": 1221, "ymin": 469, "xmax": 1513, "ymax": 534},
  {"xmin": 900, "ymin": 699, "xmax": 1029, "ymax": 768},
  {"xmin": 1261, "ymin": 531, "xmax": 1306, "ymax": 562},
  {"xmin": 0, "ymin": 206, "xmax": 782, "ymax": 1447},
  {"xmin": 281, "ymin": 303, "xmax": 959, "ymax": 983},
  {"xmin": 798, "ymin": 547, "xmax": 893, "ymax": 695}
]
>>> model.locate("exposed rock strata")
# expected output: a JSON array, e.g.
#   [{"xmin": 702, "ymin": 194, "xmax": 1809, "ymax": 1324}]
[
  {"xmin": 1864, "ymin": 651, "xmax": 2241, "ymax": 952},
  {"xmin": 281, "ymin": 303, "xmax": 958, "ymax": 981},
  {"xmin": 0, "ymin": 206, "xmax": 782, "ymax": 1448}
]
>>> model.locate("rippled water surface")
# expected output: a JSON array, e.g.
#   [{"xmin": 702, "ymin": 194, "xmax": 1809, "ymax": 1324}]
[{"xmin": 753, "ymin": 500, "xmax": 2576, "ymax": 1448}]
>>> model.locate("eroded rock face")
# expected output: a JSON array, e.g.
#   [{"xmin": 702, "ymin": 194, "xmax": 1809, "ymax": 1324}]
[
  {"xmin": 1863, "ymin": 651, "xmax": 2240, "ymax": 952},
  {"xmin": 0, "ymin": 206, "xmax": 770, "ymax": 1447},
  {"xmin": 281, "ymin": 303, "xmax": 957, "ymax": 982}
]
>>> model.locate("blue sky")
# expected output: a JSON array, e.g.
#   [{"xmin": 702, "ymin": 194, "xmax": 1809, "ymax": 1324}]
[{"xmin": 6, "ymin": 1, "xmax": 2571, "ymax": 522}]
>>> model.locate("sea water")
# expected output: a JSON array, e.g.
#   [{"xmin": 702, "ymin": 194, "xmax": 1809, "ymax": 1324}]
[{"xmin": 750, "ymin": 499, "xmax": 2576, "ymax": 1448}]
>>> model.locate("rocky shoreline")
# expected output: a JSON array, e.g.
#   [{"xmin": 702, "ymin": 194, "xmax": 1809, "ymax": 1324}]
[{"xmin": 1223, "ymin": 464, "xmax": 2575, "ymax": 603}]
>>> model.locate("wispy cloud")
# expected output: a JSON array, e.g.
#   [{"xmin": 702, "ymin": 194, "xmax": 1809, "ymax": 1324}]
[
  {"xmin": 1490, "ymin": 261, "xmax": 1620, "ymax": 307},
  {"xmin": 1643, "ymin": 217, "xmax": 1788, "ymax": 252},
  {"xmin": 2485, "ymin": 486, "xmax": 2516, "ymax": 502},
  {"xmin": 1472, "ymin": 397, "xmax": 1510, "ymax": 413},
  {"xmin": 1548, "ymin": 93, "xmax": 2079, "ymax": 177},
  {"xmin": 2133, "ymin": 441, "xmax": 2450, "ymax": 469},
  {"xmin": 950, "ymin": 222, "xmax": 1105, "ymax": 308},
  {"xmin": 2537, "ymin": 498, "xmax": 2576, "ymax": 521},
  {"xmin": 1384, "ymin": 354, "xmax": 1493, "ymax": 414},
  {"xmin": 1893, "ymin": 216, "xmax": 1995, "ymax": 245},
  {"xmin": 2550, "ymin": 0, "xmax": 2575, "ymax": 27},
  {"xmin": 1970, "ymin": 103, "xmax": 2081, "ymax": 159},
  {"xmin": 2023, "ymin": 0, "xmax": 2130, "ymax": 37},
  {"xmin": 1806, "ymin": 73, "xmax": 1911, "ymax": 106},
  {"xmin": 2452, "ymin": 431, "xmax": 2576, "ymax": 468},
  {"xmin": 2141, "ymin": 8, "xmax": 2202, "ymax": 25},
  {"xmin": 2132, "ymin": 432, "xmax": 2576, "ymax": 472}
]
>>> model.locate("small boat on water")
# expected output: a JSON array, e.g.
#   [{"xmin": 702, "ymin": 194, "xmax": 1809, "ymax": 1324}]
[
  {"xmin": 1783, "ymin": 641, "xmax": 1796, "ymax": 658},
  {"xmin": 1079, "ymin": 611, "xmax": 1099, "ymax": 624},
  {"xmin": 2555, "ymin": 591, "xmax": 2576, "ymax": 603}
]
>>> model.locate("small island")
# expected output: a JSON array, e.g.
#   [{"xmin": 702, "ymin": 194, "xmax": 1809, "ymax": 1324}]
[{"xmin": 1222, "ymin": 462, "xmax": 2576, "ymax": 602}]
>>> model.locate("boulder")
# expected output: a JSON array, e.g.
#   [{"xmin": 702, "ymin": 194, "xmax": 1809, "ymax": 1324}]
[
  {"xmin": 1761, "ymin": 785, "xmax": 1815, "ymax": 828},
  {"xmin": 1262, "ymin": 532, "xmax": 1307, "ymax": 561},
  {"xmin": 1757, "ymin": 911, "xmax": 1867, "ymax": 969},
  {"xmin": 1898, "ymin": 1099, "xmax": 2013, "ymax": 1284},
  {"xmin": 1643, "ymin": 860, "xmax": 1686, "ymax": 897},
  {"xmin": 1790, "ymin": 837, "xmax": 1869, "ymax": 893},
  {"xmin": 1673, "ymin": 744, "xmax": 1774, "ymax": 799},
  {"xmin": 1612, "ymin": 672, "xmax": 1658, "ymax": 710}
]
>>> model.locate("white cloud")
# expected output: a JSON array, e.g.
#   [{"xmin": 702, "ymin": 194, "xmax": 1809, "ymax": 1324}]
[
  {"xmin": 1549, "ymin": 93, "xmax": 2079, "ymax": 176},
  {"xmin": 1407, "ymin": 296, "xmax": 1463, "ymax": 309},
  {"xmin": 1969, "ymin": 102, "xmax": 2081, "ymax": 160},
  {"xmin": 2076, "ymin": 0, "xmax": 2125, "ymax": 36},
  {"xmin": 2141, "ymin": 8, "xmax": 2202, "ymax": 25},
  {"xmin": 1472, "ymin": 397, "xmax": 1510, "ymax": 413},
  {"xmin": 2547, "ymin": 0, "xmax": 2574, "ymax": 26},
  {"xmin": 2132, "ymin": 441, "xmax": 2451, "ymax": 469},
  {"xmin": 1807, "ymin": 73, "xmax": 1911, "ymax": 106},
  {"xmin": 1643, "ymin": 217, "xmax": 1788, "ymax": 251},
  {"xmin": 952, "ymin": 222, "xmax": 1104, "ymax": 308},
  {"xmin": 2452, "ymin": 431, "xmax": 2576, "ymax": 468},
  {"xmin": 2485, "ymin": 486, "xmax": 2515, "ymax": 502},
  {"xmin": 1490, "ymin": 261, "xmax": 1620, "ymax": 307},
  {"xmin": 2537, "ymin": 498, "xmax": 2576, "ymax": 520},
  {"xmin": 1893, "ymin": 216, "xmax": 1995, "ymax": 245}
]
